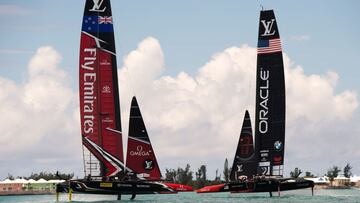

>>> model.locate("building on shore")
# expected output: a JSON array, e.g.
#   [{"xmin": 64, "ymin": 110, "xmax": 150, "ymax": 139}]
[
  {"xmin": 350, "ymin": 176, "xmax": 360, "ymax": 187},
  {"xmin": 305, "ymin": 175, "xmax": 360, "ymax": 188},
  {"xmin": 0, "ymin": 178, "xmax": 64, "ymax": 195},
  {"xmin": 332, "ymin": 175, "xmax": 350, "ymax": 187}
]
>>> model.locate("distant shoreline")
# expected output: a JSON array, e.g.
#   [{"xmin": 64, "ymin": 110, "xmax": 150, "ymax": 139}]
[
  {"xmin": 313, "ymin": 184, "xmax": 358, "ymax": 190},
  {"xmin": 0, "ymin": 190, "xmax": 54, "ymax": 196},
  {"xmin": 1, "ymin": 186, "xmax": 359, "ymax": 196}
]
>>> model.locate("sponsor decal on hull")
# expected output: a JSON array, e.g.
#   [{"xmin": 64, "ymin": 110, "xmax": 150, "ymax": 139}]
[{"xmin": 100, "ymin": 182, "xmax": 113, "ymax": 188}]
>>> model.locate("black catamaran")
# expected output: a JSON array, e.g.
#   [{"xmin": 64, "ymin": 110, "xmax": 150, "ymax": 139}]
[
  {"xmin": 56, "ymin": 0, "xmax": 192, "ymax": 200},
  {"xmin": 197, "ymin": 9, "xmax": 314, "ymax": 196}
]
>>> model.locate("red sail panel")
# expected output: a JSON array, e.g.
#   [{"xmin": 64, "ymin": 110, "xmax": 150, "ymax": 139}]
[
  {"xmin": 126, "ymin": 97, "xmax": 162, "ymax": 180},
  {"xmin": 98, "ymin": 49, "xmax": 123, "ymax": 162},
  {"xmin": 79, "ymin": 0, "xmax": 124, "ymax": 177},
  {"xmin": 79, "ymin": 33, "xmax": 102, "ymax": 166}
]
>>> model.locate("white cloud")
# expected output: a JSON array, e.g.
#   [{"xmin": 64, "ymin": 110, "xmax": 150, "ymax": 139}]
[
  {"xmin": 0, "ymin": 46, "xmax": 81, "ymax": 177},
  {"xmin": 285, "ymin": 63, "xmax": 358, "ymax": 122},
  {"xmin": 0, "ymin": 39, "xmax": 358, "ymax": 179},
  {"xmin": 119, "ymin": 37, "xmax": 359, "ymax": 176},
  {"xmin": 290, "ymin": 35, "xmax": 310, "ymax": 41}
]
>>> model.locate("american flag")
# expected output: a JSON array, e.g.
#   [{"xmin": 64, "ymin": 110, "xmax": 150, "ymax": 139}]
[
  {"xmin": 98, "ymin": 16, "xmax": 113, "ymax": 24},
  {"xmin": 257, "ymin": 38, "xmax": 282, "ymax": 54}
]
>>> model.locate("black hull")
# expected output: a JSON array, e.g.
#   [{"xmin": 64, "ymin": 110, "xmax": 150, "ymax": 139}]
[
  {"xmin": 227, "ymin": 179, "xmax": 314, "ymax": 193},
  {"xmin": 56, "ymin": 179, "xmax": 175, "ymax": 195}
]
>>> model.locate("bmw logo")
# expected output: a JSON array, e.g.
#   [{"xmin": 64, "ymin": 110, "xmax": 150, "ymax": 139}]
[{"xmin": 274, "ymin": 141, "xmax": 282, "ymax": 151}]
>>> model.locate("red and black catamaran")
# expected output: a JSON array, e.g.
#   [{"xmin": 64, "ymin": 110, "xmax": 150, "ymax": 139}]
[
  {"xmin": 196, "ymin": 9, "xmax": 314, "ymax": 196},
  {"xmin": 56, "ymin": 0, "xmax": 192, "ymax": 200}
]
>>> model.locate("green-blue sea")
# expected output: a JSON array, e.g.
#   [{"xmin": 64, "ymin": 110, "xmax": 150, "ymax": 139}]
[{"xmin": 1, "ymin": 189, "xmax": 360, "ymax": 203}]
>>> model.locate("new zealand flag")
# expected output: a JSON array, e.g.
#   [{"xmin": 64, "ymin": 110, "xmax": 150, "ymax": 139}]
[{"xmin": 82, "ymin": 16, "xmax": 113, "ymax": 33}]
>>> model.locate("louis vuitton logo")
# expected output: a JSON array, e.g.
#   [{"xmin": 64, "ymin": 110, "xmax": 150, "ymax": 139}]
[
  {"xmin": 145, "ymin": 160, "xmax": 153, "ymax": 170},
  {"xmin": 237, "ymin": 164, "xmax": 243, "ymax": 172},
  {"xmin": 261, "ymin": 19, "xmax": 276, "ymax": 36},
  {"xmin": 90, "ymin": 0, "xmax": 106, "ymax": 12}
]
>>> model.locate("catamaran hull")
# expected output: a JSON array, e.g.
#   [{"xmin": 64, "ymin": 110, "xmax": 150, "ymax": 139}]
[
  {"xmin": 164, "ymin": 183, "xmax": 194, "ymax": 192},
  {"xmin": 56, "ymin": 180, "xmax": 176, "ymax": 195},
  {"xmin": 229, "ymin": 179, "xmax": 314, "ymax": 193},
  {"xmin": 196, "ymin": 179, "xmax": 314, "ymax": 193}
]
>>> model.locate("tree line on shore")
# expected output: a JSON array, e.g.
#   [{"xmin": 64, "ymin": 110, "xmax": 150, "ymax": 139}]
[
  {"xmin": 4, "ymin": 161, "xmax": 354, "ymax": 189},
  {"xmin": 289, "ymin": 163, "xmax": 352, "ymax": 179},
  {"xmin": 290, "ymin": 163, "xmax": 354, "ymax": 186},
  {"xmin": 164, "ymin": 161, "xmax": 355, "ymax": 189},
  {"xmin": 5, "ymin": 171, "xmax": 74, "ymax": 181}
]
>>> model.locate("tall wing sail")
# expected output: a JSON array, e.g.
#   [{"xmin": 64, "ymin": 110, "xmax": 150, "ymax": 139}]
[
  {"xmin": 255, "ymin": 10, "xmax": 285, "ymax": 177},
  {"xmin": 230, "ymin": 110, "xmax": 257, "ymax": 181},
  {"xmin": 79, "ymin": 0, "xmax": 125, "ymax": 177},
  {"xmin": 126, "ymin": 96, "xmax": 162, "ymax": 180}
]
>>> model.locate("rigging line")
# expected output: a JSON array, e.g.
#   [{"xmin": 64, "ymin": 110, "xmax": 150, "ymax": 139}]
[
  {"xmin": 122, "ymin": 64, "xmax": 137, "ymax": 172},
  {"xmin": 244, "ymin": 62, "xmax": 255, "ymax": 139},
  {"xmin": 260, "ymin": 4, "xmax": 264, "ymax": 11},
  {"xmin": 244, "ymin": 66, "xmax": 253, "ymax": 116},
  {"xmin": 124, "ymin": 63, "xmax": 137, "ymax": 98},
  {"xmin": 256, "ymin": 0, "xmax": 264, "ymax": 11},
  {"xmin": 245, "ymin": 74, "xmax": 250, "ymax": 110}
]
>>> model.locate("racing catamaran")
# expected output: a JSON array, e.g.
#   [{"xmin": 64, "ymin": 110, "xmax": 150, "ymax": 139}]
[
  {"xmin": 196, "ymin": 9, "xmax": 314, "ymax": 196},
  {"xmin": 56, "ymin": 0, "xmax": 192, "ymax": 200}
]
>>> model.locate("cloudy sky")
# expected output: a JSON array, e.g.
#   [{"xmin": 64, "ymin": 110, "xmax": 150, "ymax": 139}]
[{"xmin": 0, "ymin": 0, "xmax": 359, "ymax": 180}]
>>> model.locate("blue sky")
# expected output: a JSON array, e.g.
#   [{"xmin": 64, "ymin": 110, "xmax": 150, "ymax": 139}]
[
  {"xmin": 1, "ymin": 1, "xmax": 359, "ymax": 90},
  {"xmin": 0, "ymin": 1, "xmax": 359, "ymax": 179}
]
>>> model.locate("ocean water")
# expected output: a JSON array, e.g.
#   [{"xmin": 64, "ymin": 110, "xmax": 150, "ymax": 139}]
[{"xmin": 1, "ymin": 189, "xmax": 360, "ymax": 203}]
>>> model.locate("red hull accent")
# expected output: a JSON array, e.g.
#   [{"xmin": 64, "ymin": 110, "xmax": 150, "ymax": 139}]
[
  {"xmin": 164, "ymin": 183, "xmax": 194, "ymax": 192},
  {"xmin": 196, "ymin": 184, "xmax": 225, "ymax": 193}
]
